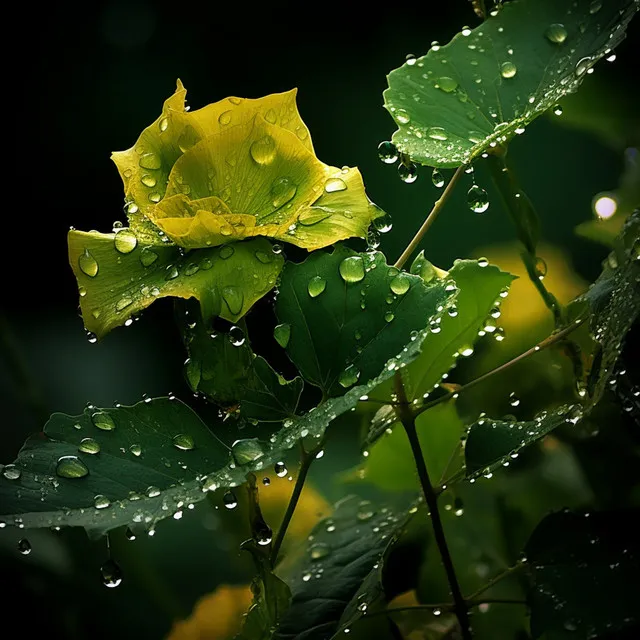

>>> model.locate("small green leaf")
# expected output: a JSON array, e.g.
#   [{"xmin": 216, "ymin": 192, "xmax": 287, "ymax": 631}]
[
  {"xmin": 69, "ymin": 232, "xmax": 283, "ymax": 338},
  {"xmin": 401, "ymin": 259, "xmax": 515, "ymax": 402},
  {"xmin": 0, "ymin": 398, "xmax": 231, "ymax": 537},
  {"xmin": 524, "ymin": 509, "xmax": 639, "ymax": 638},
  {"xmin": 177, "ymin": 301, "xmax": 303, "ymax": 421},
  {"xmin": 464, "ymin": 404, "xmax": 582, "ymax": 479},
  {"xmin": 275, "ymin": 246, "xmax": 454, "ymax": 396},
  {"xmin": 384, "ymin": 0, "xmax": 638, "ymax": 167}
]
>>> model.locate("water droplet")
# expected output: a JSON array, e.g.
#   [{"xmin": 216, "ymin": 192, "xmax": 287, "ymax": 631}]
[
  {"xmin": 274, "ymin": 323, "xmax": 291, "ymax": 348},
  {"xmin": 395, "ymin": 109, "xmax": 410, "ymax": 125},
  {"xmin": 405, "ymin": 53, "xmax": 416, "ymax": 65},
  {"xmin": 125, "ymin": 527, "xmax": 136, "ymax": 541},
  {"xmin": 427, "ymin": 127, "xmax": 448, "ymax": 141},
  {"xmin": 140, "ymin": 247, "xmax": 158, "ymax": 267},
  {"xmin": 477, "ymin": 257, "xmax": 489, "ymax": 267},
  {"xmin": 509, "ymin": 392, "xmax": 520, "ymax": 407},
  {"xmin": 173, "ymin": 434, "xmax": 194, "ymax": 451},
  {"xmin": 141, "ymin": 174, "xmax": 157, "ymax": 188},
  {"xmin": 298, "ymin": 209, "xmax": 331, "ymax": 226},
  {"xmin": 589, "ymin": 0, "xmax": 602, "ymax": 14},
  {"xmin": 500, "ymin": 61, "xmax": 517, "ymax": 78},
  {"xmin": 275, "ymin": 461, "xmax": 287, "ymax": 477},
  {"xmin": 377, "ymin": 141, "xmax": 398, "ymax": 164},
  {"xmin": 435, "ymin": 76, "xmax": 458, "ymax": 93},
  {"xmin": 94, "ymin": 494, "xmax": 110, "ymax": 509},
  {"xmin": 310, "ymin": 542, "xmax": 330, "ymax": 561},
  {"xmin": 18, "ymin": 538, "xmax": 31, "ymax": 555},
  {"xmin": 262, "ymin": 477, "xmax": 270, "ymax": 486},
  {"xmin": 113, "ymin": 229, "xmax": 138, "ymax": 255},
  {"xmin": 357, "ymin": 500, "xmax": 375, "ymax": 521},
  {"xmin": 228, "ymin": 325, "xmax": 245, "ymax": 346},
  {"xmin": 308, "ymin": 275, "xmax": 327, "ymax": 298},
  {"xmin": 467, "ymin": 185, "xmax": 489, "ymax": 213},
  {"xmin": 432, "ymin": 169, "xmax": 445, "ymax": 188},
  {"xmin": 129, "ymin": 444, "xmax": 142, "ymax": 457},
  {"xmin": 222, "ymin": 286, "xmax": 244, "ymax": 315},
  {"xmin": 255, "ymin": 250, "xmax": 273, "ymax": 263},
  {"xmin": 250, "ymin": 135, "xmax": 276, "ymax": 165},
  {"xmin": 339, "ymin": 256, "xmax": 365, "ymax": 283},
  {"xmin": 553, "ymin": 104, "xmax": 563, "ymax": 116},
  {"xmin": 218, "ymin": 110, "xmax": 232, "ymax": 126},
  {"xmin": 339, "ymin": 364, "xmax": 360, "ymax": 388},
  {"xmin": 256, "ymin": 527, "xmax": 272, "ymax": 546},
  {"xmin": 534, "ymin": 257, "xmax": 548, "ymax": 279},
  {"xmin": 390, "ymin": 273, "xmax": 411, "ymax": 295},
  {"xmin": 575, "ymin": 56, "xmax": 591, "ymax": 77},
  {"xmin": 271, "ymin": 177, "xmax": 297, "ymax": 208},
  {"xmin": 56, "ymin": 455, "xmax": 89, "ymax": 479},
  {"xmin": 223, "ymin": 491, "xmax": 237, "ymax": 509},
  {"xmin": 78, "ymin": 250, "xmax": 99, "ymax": 277},
  {"xmin": 2, "ymin": 464, "xmax": 21, "ymax": 480},
  {"xmin": 165, "ymin": 265, "xmax": 179, "ymax": 281},
  {"xmin": 325, "ymin": 177, "xmax": 348, "ymax": 193},
  {"xmin": 159, "ymin": 117, "xmax": 169, "ymax": 132},
  {"xmin": 92, "ymin": 411, "xmax": 116, "ymax": 431},
  {"xmin": 373, "ymin": 212, "xmax": 393, "ymax": 234},
  {"xmin": 384, "ymin": 311, "xmax": 395, "ymax": 322},
  {"xmin": 101, "ymin": 559, "xmax": 123, "ymax": 588},
  {"xmin": 79, "ymin": 438, "xmax": 100, "ymax": 455},
  {"xmin": 460, "ymin": 346, "xmax": 474, "ymax": 357},
  {"xmin": 232, "ymin": 438, "xmax": 265, "ymax": 464},
  {"xmin": 398, "ymin": 162, "xmax": 417, "ymax": 183},
  {"xmin": 545, "ymin": 23, "xmax": 567, "ymax": 44},
  {"xmin": 146, "ymin": 486, "xmax": 161, "ymax": 497},
  {"xmin": 139, "ymin": 153, "xmax": 162, "ymax": 170},
  {"xmin": 116, "ymin": 297, "xmax": 133, "ymax": 312}
]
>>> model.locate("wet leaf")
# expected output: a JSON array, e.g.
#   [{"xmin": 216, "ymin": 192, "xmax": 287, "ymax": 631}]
[
  {"xmin": 275, "ymin": 246, "xmax": 454, "ymax": 397},
  {"xmin": 525, "ymin": 509, "xmax": 640, "ymax": 638},
  {"xmin": 384, "ymin": 0, "xmax": 638, "ymax": 167},
  {"xmin": 69, "ymin": 232, "xmax": 283, "ymax": 338}
]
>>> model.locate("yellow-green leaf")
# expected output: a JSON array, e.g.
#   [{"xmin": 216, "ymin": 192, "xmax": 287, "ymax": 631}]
[{"xmin": 68, "ymin": 230, "xmax": 283, "ymax": 338}]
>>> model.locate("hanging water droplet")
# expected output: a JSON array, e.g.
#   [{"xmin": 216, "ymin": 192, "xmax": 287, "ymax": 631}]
[
  {"xmin": 275, "ymin": 461, "xmax": 287, "ymax": 477},
  {"xmin": 467, "ymin": 185, "xmax": 489, "ymax": 213},
  {"xmin": 509, "ymin": 392, "xmax": 520, "ymax": 407},
  {"xmin": 92, "ymin": 411, "xmax": 116, "ymax": 431},
  {"xmin": 274, "ymin": 323, "xmax": 291, "ymax": 348},
  {"xmin": 271, "ymin": 177, "xmax": 297, "ymax": 208},
  {"xmin": 2, "ymin": 464, "xmax": 21, "ymax": 480},
  {"xmin": 262, "ymin": 477, "xmax": 270, "ymax": 486},
  {"xmin": 250, "ymin": 135, "xmax": 277, "ymax": 165},
  {"xmin": 339, "ymin": 364, "xmax": 360, "ymax": 388},
  {"xmin": 395, "ymin": 109, "xmax": 410, "ymax": 124},
  {"xmin": 325, "ymin": 177, "xmax": 348, "ymax": 193},
  {"xmin": 310, "ymin": 542, "xmax": 330, "ymax": 561},
  {"xmin": 256, "ymin": 527, "xmax": 273, "ymax": 546},
  {"xmin": 339, "ymin": 256, "xmax": 365, "ymax": 283},
  {"xmin": 232, "ymin": 438, "xmax": 265, "ymax": 464},
  {"xmin": 222, "ymin": 286, "xmax": 244, "ymax": 315},
  {"xmin": 398, "ymin": 162, "xmax": 417, "ymax": 184},
  {"xmin": 18, "ymin": 538, "xmax": 32, "ymax": 555},
  {"xmin": 432, "ymin": 169, "xmax": 445, "ymax": 188},
  {"xmin": 139, "ymin": 152, "xmax": 162, "ymax": 170},
  {"xmin": 377, "ymin": 141, "xmax": 398, "ymax": 164},
  {"xmin": 101, "ymin": 559, "xmax": 123, "ymax": 588},
  {"xmin": 173, "ymin": 434, "xmax": 195, "ymax": 451},
  {"xmin": 553, "ymin": 104, "xmax": 563, "ymax": 116},
  {"xmin": 56, "ymin": 455, "xmax": 89, "ymax": 479},
  {"xmin": 500, "ymin": 61, "xmax": 517, "ymax": 78},
  {"xmin": 228, "ymin": 325, "xmax": 245, "ymax": 347},
  {"xmin": 223, "ymin": 491, "xmax": 237, "ymax": 509},
  {"xmin": 373, "ymin": 212, "xmax": 393, "ymax": 233},
  {"xmin": 308, "ymin": 275, "xmax": 327, "ymax": 298},
  {"xmin": 78, "ymin": 250, "xmax": 99, "ymax": 277},
  {"xmin": 94, "ymin": 494, "xmax": 110, "ymax": 509},
  {"xmin": 79, "ymin": 438, "xmax": 100, "ymax": 455},
  {"xmin": 545, "ymin": 23, "xmax": 568, "ymax": 44},
  {"xmin": 428, "ymin": 127, "xmax": 448, "ymax": 141},
  {"xmin": 389, "ymin": 273, "xmax": 411, "ymax": 295}
]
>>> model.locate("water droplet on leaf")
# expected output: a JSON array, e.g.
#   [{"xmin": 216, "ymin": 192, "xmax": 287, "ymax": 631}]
[
  {"xmin": 500, "ymin": 61, "xmax": 517, "ymax": 78},
  {"xmin": 339, "ymin": 364, "xmax": 360, "ymax": 388},
  {"xmin": 274, "ymin": 323, "xmax": 291, "ymax": 348},
  {"xmin": 307, "ymin": 275, "xmax": 327, "ymax": 298},
  {"xmin": 79, "ymin": 438, "xmax": 100, "ymax": 455},
  {"xmin": 223, "ymin": 491, "xmax": 237, "ymax": 509},
  {"xmin": 325, "ymin": 177, "xmax": 347, "ymax": 193},
  {"xmin": 545, "ymin": 23, "xmax": 568, "ymax": 44},
  {"xmin": 92, "ymin": 411, "xmax": 116, "ymax": 431},
  {"xmin": 339, "ymin": 256, "xmax": 365, "ymax": 283},
  {"xmin": 173, "ymin": 434, "xmax": 195, "ymax": 451},
  {"xmin": 275, "ymin": 461, "xmax": 287, "ymax": 477},
  {"xmin": 232, "ymin": 438, "xmax": 265, "ymax": 464},
  {"xmin": 94, "ymin": 494, "xmax": 110, "ymax": 509},
  {"xmin": 79, "ymin": 250, "xmax": 99, "ymax": 278},
  {"xmin": 56, "ymin": 455, "xmax": 89, "ymax": 479},
  {"xmin": 250, "ymin": 135, "xmax": 276, "ymax": 165}
]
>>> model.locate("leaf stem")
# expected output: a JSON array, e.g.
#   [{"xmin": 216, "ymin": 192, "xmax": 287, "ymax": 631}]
[
  {"xmin": 394, "ymin": 165, "xmax": 467, "ymax": 270},
  {"xmin": 270, "ymin": 440, "xmax": 321, "ymax": 565},
  {"xmin": 466, "ymin": 562, "xmax": 526, "ymax": 601},
  {"xmin": 393, "ymin": 375, "xmax": 472, "ymax": 640}
]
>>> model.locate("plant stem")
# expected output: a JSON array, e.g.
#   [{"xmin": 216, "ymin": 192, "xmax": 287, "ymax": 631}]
[
  {"xmin": 415, "ymin": 317, "xmax": 585, "ymax": 419},
  {"xmin": 468, "ymin": 598, "xmax": 527, "ymax": 607},
  {"xmin": 466, "ymin": 562, "xmax": 526, "ymax": 600},
  {"xmin": 270, "ymin": 440, "xmax": 321, "ymax": 565},
  {"xmin": 393, "ymin": 375, "xmax": 472, "ymax": 640},
  {"xmin": 394, "ymin": 165, "xmax": 466, "ymax": 270}
]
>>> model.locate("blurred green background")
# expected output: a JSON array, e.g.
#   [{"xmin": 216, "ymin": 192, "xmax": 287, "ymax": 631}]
[{"xmin": 2, "ymin": 1, "xmax": 638, "ymax": 638}]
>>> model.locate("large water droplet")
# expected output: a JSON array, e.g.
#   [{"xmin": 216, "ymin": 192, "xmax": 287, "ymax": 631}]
[
  {"xmin": 309, "ymin": 542, "xmax": 330, "ymax": 561},
  {"xmin": 232, "ymin": 438, "xmax": 265, "ymax": 464},
  {"xmin": 18, "ymin": 538, "xmax": 32, "ymax": 555},
  {"xmin": 228, "ymin": 325, "xmax": 245, "ymax": 347},
  {"xmin": 78, "ymin": 250, "xmax": 99, "ymax": 278},
  {"xmin": 92, "ymin": 411, "xmax": 116, "ymax": 431},
  {"xmin": 325, "ymin": 177, "xmax": 347, "ymax": 193},
  {"xmin": 373, "ymin": 212, "xmax": 393, "ymax": 234},
  {"xmin": 545, "ymin": 23, "xmax": 567, "ymax": 44},
  {"xmin": 79, "ymin": 438, "xmax": 100, "ymax": 455},
  {"xmin": 271, "ymin": 177, "xmax": 297, "ymax": 208},
  {"xmin": 339, "ymin": 364, "xmax": 360, "ymax": 388},
  {"xmin": 339, "ymin": 256, "xmax": 365, "ymax": 283},
  {"xmin": 274, "ymin": 461, "xmax": 287, "ymax": 477},
  {"xmin": 509, "ymin": 392, "xmax": 520, "ymax": 407},
  {"xmin": 116, "ymin": 297, "xmax": 133, "ymax": 312},
  {"xmin": 534, "ymin": 257, "xmax": 548, "ymax": 279},
  {"xmin": 390, "ymin": 273, "xmax": 411, "ymax": 295},
  {"xmin": 173, "ymin": 434, "xmax": 195, "ymax": 451},
  {"xmin": 427, "ymin": 127, "xmax": 448, "ymax": 141},
  {"xmin": 94, "ymin": 494, "xmax": 111, "ymax": 509},
  {"xmin": 218, "ymin": 110, "xmax": 232, "ymax": 126},
  {"xmin": 223, "ymin": 491, "xmax": 237, "ymax": 509},
  {"xmin": 139, "ymin": 153, "xmax": 162, "ymax": 170},
  {"xmin": 56, "ymin": 455, "xmax": 89, "ymax": 479},
  {"xmin": 2, "ymin": 464, "xmax": 21, "ymax": 480},
  {"xmin": 432, "ymin": 169, "xmax": 445, "ymax": 188},
  {"xmin": 222, "ymin": 286, "xmax": 244, "ymax": 315},
  {"xmin": 274, "ymin": 323, "xmax": 291, "ymax": 348},
  {"xmin": 395, "ymin": 109, "xmax": 410, "ymax": 124},
  {"xmin": 500, "ymin": 61, "xmax": 517, "ymax": 78},
  {"xmin": 467, "ymin": 185, "xmax": 489, "ymax": 213},
  {"xmin": 435, "ymin": 76, "xmax": 458, "ymax": 92},
  {"xmin": 398, "ymin": 162, "xmax": 417, "ymax": 183},
  {"xmin": 256, "ymin": 526, "xmax": 273, "ymax": 546},
  {"xmin": 308, "ymin": 275, "xmax": 327, "ymax": 298},
  {"xmin": 101, "ymin": 559, "xmax": 123, "ymax": 588},
  {"xmin": 250, "ymin": 135, "xmax": 276, "ymax": 165},
  {"xmin": 114, "ymin": 229, "xmax": 138, "ymax": 254},
  {"xmin": 141, "ymin": 174, "xmax": 157, "ymax": 188},
  {"xmin": 377, "ymin": 141, "xmax": 398, "ymax": 164}
]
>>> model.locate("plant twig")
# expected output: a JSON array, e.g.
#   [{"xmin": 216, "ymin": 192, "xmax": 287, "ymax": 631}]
[
  {"xmin": 394, "ymin": 165, "xmax": 467, "ymax": 270},
  {"xmin": 466, "ymin": 562, "xmax": 526, "ymax": 600},
  {"xmin": 393, "ymin": 375, "xmax": 472, "ymax": 640},
  {"xmin": 270, "ymin": 440, "xmax": 322, "ymax": 565}
]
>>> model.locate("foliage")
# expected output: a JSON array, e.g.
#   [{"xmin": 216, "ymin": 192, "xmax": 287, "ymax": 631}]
[{"xmin": 2, "ymin": 1, "xmax": 639, "ymax": 639}]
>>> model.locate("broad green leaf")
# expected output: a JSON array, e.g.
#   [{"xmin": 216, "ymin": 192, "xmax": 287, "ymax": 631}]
[
  {"xmin": 464, "ymin": 404, "xmax": 582, "ymax": 479},
  {"xmin": 0, "ymin": 398, "xmax": 232, "ymax": 537},
  {"xmin": 275, "ymin": 496, "xmax": 412, "ymax": 640},
  {"xmin": 401, "ymin": 259, "xmax": 515, "ymax": 402},
  {"xmin": 275, "ymin": 246, "xmax": 454, "ymax": 397},
  {"xmin": 177, "ymin": 300, "xmax": 303, "ymax": 421},
  {"xmin": 384, "ymin": 0, "xmax": 638, "ymax": 167},
  {"xmin": 69, "ymin": 231, "xmax": 283, "ymax": 338},
  {"xmin": 524, "ymin": 509, "xmax": 639, "ymax": 638},
  {"xmin": 353, "ymin": 402, "xmax": 464, "ymax": 492}
]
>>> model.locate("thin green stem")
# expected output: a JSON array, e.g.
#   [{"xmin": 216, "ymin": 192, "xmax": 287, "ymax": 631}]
[
  {"xmin": 393, "ymin": 375, "xmax": 472, "ymax": 640},
  {"xmin": 270, "ymin": 440, "xmax": 322, "ymax": 565},
  {"xmin": 466, "ymin": 562, "xmax": 526, "ymax": 600},
  {"xmin": 394, "ymin": 165, "xmax": 467, "ymax": 270},
  {"xmin": 468, "ymin": 598, "xmax": 527, "ymax": 607}
]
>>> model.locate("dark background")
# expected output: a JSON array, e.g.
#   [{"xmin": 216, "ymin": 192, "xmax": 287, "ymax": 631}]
[{"xmin": 2, "ymin": 1, "xmax": 638, "ymax": 638}]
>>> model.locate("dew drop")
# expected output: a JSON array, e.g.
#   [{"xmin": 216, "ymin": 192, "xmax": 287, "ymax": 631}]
[
  {"xmin": 256, "ymin": 527, "xmax": 273, "ymax": 546},
  {"xmin": 298, "ymin": 209, "xmax": 331, "ymax": 226},
  {"xmin": 275, "ymin": 461, "xmax": 287, "ymax": 477},
  {"xmin": 395, "ymin": 109, "xmax": 410, "ymax": 125},
  {"xmin": 79, "ymin": 438, "xmax": 100, "ymax": 455},
  {"xmin": 223, "ymin": 491, "xmax": 238, "ymax": 509},
  {"xmin": 435, "ymin": 76, "xmax": 458, "ymax": 93},
  {"xmin": 250, "ymin": 135, "xmax": 276, "ymax": 165},
  {"xmin": 534, "ymin": 257, "xmax": 548, "ymax": 279},
  {"xmin": 384, "ymin": 311, "xmax": 395, "ymax": 322},
  {"xmin": 589, "ymin": 0, "xmax": 602, "ymax": 14},
  {"xmin": 141, "ymin": 174, "xmax": 157, "ymax": 188},
  {"xmin": 271, "ymin": 177, "xmax": 297, "ymax": 208},
  {"xmin": 2, "ymin": 464, "xmax": 21, "ymax": 480},
  {"xmin": 477, "ymin": 257, "xmax": 489, "ymax": 267},
  {"xmin": 232, "ymin": 438, "xmax": 265, "ymax": 464},
  {"xmin": 92, "ymin": 411, "xmax": 116, "ymax": 431},
  {"xmin": 165, "ymin": 265, "xmax": 179, "ymax": 281},
  {"xmin": 377, "ymin": 141, "xmax": 398, "ymax": 164},
  {"xmin": 218, "ymin": 110, "xmax": 232, "ymax": 126},
  {"xmin": 159, "ymin": 116, "xmax": 169, "ymax": 132},
  {"xmin": 222, "ymin": 286, "xmax": 244, "ymax": 315},
  {"xmin": 309, "ymin": 542, "xmax": 330, "ymax": 561},
  {"xmin": 146, "ymin": 486, "xmax": 161, "ymax": 498},
  {"xmin": 325, "ymin": 177, "xmax": 348, "ymax": 193},
  {"xmin": 390, "ymin": 273, "xmax": 411, "ymax": 295},
  {"xmin": 545, "ymin": 23, "xmax": 568, "ymax": 44},
  {"xmin": 575, "ymin": 56, "xmax": 591, "ymax": 77},
  {"xmin": 129, "ymin": 444, "xmax": 142, "ymax": 457},
  {"xmin": 467, "ymin": 185, "xmax": 489, "ymax": 213},
  {"xmin": 339, "ymin": 364, "xmax": 360, "ymax": 388},
  {"xmin": 173, "ymin": 434, "xmax": 195, "ymax": 451},
  {"xmin": 78, "ymin": 250, "xmax": 99, "ymax": 278},
  {"xmin": 56, "ymin": 455, "xmax": 89, "ymax": 479},
  {"xmin": 274, "ymin": 323, "xmax": 291, "ymax": 348},
  {"xmin": 509, "ymin": 392, "xmax": 520, "ymax": 407},
  {"xmin": 228, "ymin": 325, "xmax": 245, "ymax": 347},
  {"xmin": 140, "ymin": 247, "xmax": 158, "ymax": 267},
  {"xmin": 101, "ymin": 559, "xmax": 123, "ymax": 588},
  {"xmin": 500, "ymin": 61, "xmax": 517, "ymax": 79},
  {"xmin": 94, "ymin": 494, "xmax": 111, "ymax": 509},
  {"xmin": 116, "ymin": 297, "xmax": 133, "ymax": 312},
  {"xmin": 460, "ymin": 346, "xmax": 474, "ymax": 357},
  {"xmin": 405, "ymin": 53, "xmax": 416, "ymax": 65},
  {"xmin": 114, "ymin": 229, "xmax": 138, "ymax": 254},
  {"xmin": 432, "ymin": 169, "xmax": 445, "ymax": 188},
  {"xmin": 307, "ymin": 275, "xmax": 327, "ymax": 298},
  {"xmin": 339, "ymin": 256, "xmax": 365, "ymax": 283},
  {"xmin": 398, "ymin": 162, "xmax": 418, "ymax": 184},
  {"xmin": 18, "ymin": 538, "xmax": 32, "ymax": 555},
  {"xmin": 427, "ymin": 127, "xmax": 448, "ymax": 141},
  {"xmin": 139, "ymin": 153, "xmax": 162, "ymax": 170}
]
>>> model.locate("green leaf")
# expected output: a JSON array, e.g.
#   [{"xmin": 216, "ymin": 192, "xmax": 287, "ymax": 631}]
[
  {"xmin": 68, "ymin": 232, "xmax": 283, "ymax": 338},
  {"xmin": 275, "ymin": 496, "xmax": 412, "ymax": 640},
  {"xmin": 524, "ymin": 509, "xmax": 639, "ymax": 638},
  {"xmin": 464, "ymin": 404, "xmax": 582, "ymax": 479},
  {"xmin": 401, "ymin": 259, "xmax": 515, "ymax": 402},
  {"xmin": 177, "ymin": 301, "xmax": 303, "ymax": 421},
  {"xmin": 0, "ymin": 398, "xmax": 232, "ymax": 537},
  {"xmin": 384, "ymin": 0, "xmax": 638, "ymax": 167},
  {"xmin": 275, "ymin": 246, "xmax": 454, "ymax": 397}
]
